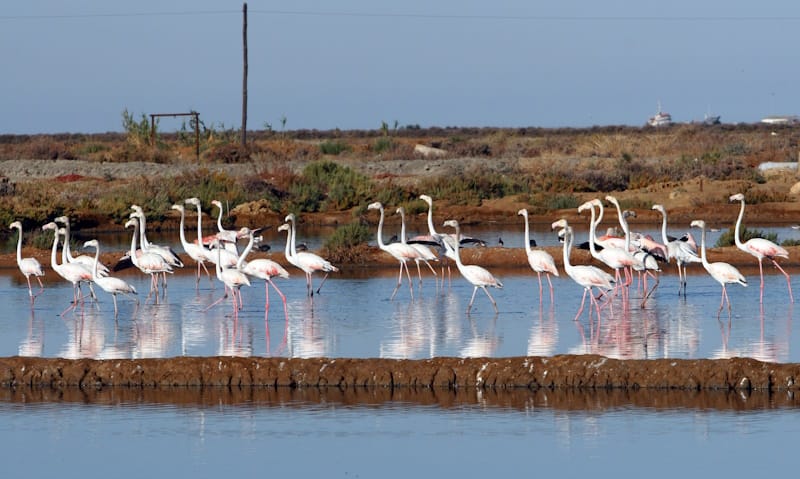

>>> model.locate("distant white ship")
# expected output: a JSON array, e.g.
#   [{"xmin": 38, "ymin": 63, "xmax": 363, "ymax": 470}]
[{"xmin": 647, "ymin": 102, "xmax": 672, "ymax": 127}]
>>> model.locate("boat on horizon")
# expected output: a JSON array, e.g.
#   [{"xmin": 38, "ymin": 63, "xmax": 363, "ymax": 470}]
[{"xmin": 647, "ymin": 102, "xmax": 672, "ymax": 127}]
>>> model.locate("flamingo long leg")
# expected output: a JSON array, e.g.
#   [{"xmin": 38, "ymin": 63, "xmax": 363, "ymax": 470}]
[{"xmin": 770, "ymin": 258, "xmax": 794, "ymax": 303}]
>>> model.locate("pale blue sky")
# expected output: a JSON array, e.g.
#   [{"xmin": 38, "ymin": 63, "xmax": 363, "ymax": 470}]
[{"xmin": 1, "ymin": 1, "xmax": 798, "ymax": 134}]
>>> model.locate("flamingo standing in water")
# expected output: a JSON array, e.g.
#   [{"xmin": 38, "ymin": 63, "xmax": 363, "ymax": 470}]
[
  {"xmin": 54, "ymin": 216, "xmax": 110, "ymax": 276},
  {"xmin": 236, "ymin": 226, "xmax": 290, "ymax": 321},
  {"xmin": 691, "ymin": 219, "xmax": 747, "ymax": 317},
  {"xmin": 172, "ymin": 203, "xmax": 213, "ymax": 287},
  {"xmin": 9, "ymin": 221, "xmax": 45, "ymax": 301},
  {"xmin": 184, "ymin": 197, "xmax": 238, "ymax": 269},
  {"xmin": 125, "ymin": 217, "xmax": 173, "ymax": 301},
  {"xmin": 652, "ymin": 204, "xmax": 701, "ymax": 296},
  {"xmin": 82, "ymin": 239, "xmax": 138, "ymax": 316},
  {"xmin": 517, "ymin": 208, "xmax": 558, "ymax": 302},
  {"xmin": 442, "ymin": 219, "xmax": 502, "ymax": 313},
  {"xmin": 207, "ymin": 236, "xmax": 250, "ymax": 314},
  {"xmin": 284, "ymin": 213, "xmax": 338, "ymax": 296},
  {"xmin": 42, "ymin": 222, "xmax": 94, "ymax": 314},
  {"xmin": 396, "ymin": 206, "xmax": 438, "ymax": 286},
  {"xmin": 729, "ymin": 193, "xmax": 793, "ymax": 303},
  {"xmin": 551, "ymin": 219, "xmax": 615, "ymax": 321},
  {"xmin": 368, "ymin": 202, "xmax": 418, "ymax": 300},
  {"xmin": 578, "ymin": 199, "xmax": 635, "ymax": 292}
]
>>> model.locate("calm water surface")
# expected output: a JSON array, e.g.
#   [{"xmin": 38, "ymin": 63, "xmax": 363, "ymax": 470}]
[{"xmin": 3, "ymin": 229, "xmax": 799, "ymax": 475}]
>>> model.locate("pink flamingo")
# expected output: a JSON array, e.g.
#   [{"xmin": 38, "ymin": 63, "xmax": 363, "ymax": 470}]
[
  {"xmin": 206, "ymin": 236, "xmax": 250, "ymax": 314},
  {"xmin": 283, "ymin": 213, "xmax": 339, "ymax": 296},
  {"xmin": 578, "ymin": 200, "xmax": 635, "ymax": 289},
  {"xmin": 42, "ymin": 222, "xmax": 93, "ymax": 314},
  {"xmin": 9, "ymin": 221, "xmax": 45, "ymax": 301},
  {"xmin": 172, "ymin": 203, "xmax": 213, "ymax": 287},
  {"xmin": 442, "ymin": 219, "xmax": 503, "ymax": 313},
  {"xmin": 54, "ymin": 215, "xmax": 110, "ymax": 275},
  {"xmin": 396, "ymin": 206, "xmax": 438, "ymax": 286},
  {"xmin": 691, "ymin": 219, "xmax": 747, "ymax": 317},
  {"xmin": 82, "ymin": 239, "xmax": 138, "ymax": 316},
  {"xmin": 729, "ymin": 193, "xmax": 793, "ymax": 303},
  {"xmin": 125, "ymin": 217, "xmax": 173, "ymax": 302},
  {"xmin": 551, "ymin": 219, "xmax": 615, "ymax": 321},
  {"xmin": 368, "ymin": 202, "xmax": 418, "ymax": 300},
  {"xmin": 518, "ymin": 208, "xmax": 558, "ymax": 302},
  {"xmin": 652, "ymin": 204, "xmax": 701, "ymax": 296},
  {"xmin": 236, "ymin": 226, "xmax": 290, "ymax": 321}
]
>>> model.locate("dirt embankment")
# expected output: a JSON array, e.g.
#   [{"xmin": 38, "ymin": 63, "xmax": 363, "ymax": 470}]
[{"xmin": 1, "ymin": 355, "xmax": 798, "ymax": 393}]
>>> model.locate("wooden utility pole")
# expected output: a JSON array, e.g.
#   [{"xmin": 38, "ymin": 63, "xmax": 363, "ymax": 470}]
[{"xmin": 241, "ymin": 2, "xmax": 248, "ymax": 146}]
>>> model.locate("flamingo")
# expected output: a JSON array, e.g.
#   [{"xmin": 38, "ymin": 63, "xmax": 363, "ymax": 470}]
[
  {"xmin": 82, "ymin": 239, "xmax": 138, "ymax": 316},
  {"xmin": 442, "ymin": 219, "xmax": 503, "ymax": 313},
  {"xmin": 284, "ymin": 213, "xmax": 339, "ymax": 296},
  {"xmin": 129, "ymin": 207, "xmax": 184, "ymax": 268},
  {"xmin": 578, "ymin": 200, "xmax": 635, "ymax": 290},
  {"xmin": 368, "ymin": 202, "xmax": 418, "ymax": 300},
  {"xmin": 619, "ymin": 209, "xmax": 661, "ymax": 306},
  {"xmin": 42, "ymin": 222, "xmax": 94, "ymax": 313},
  {"xmin": 652, "ymin": 204, "xmax": 701, "ymax": 296},
  {"xmin": 551, "ymin": 219, "xmax": 615, "ymax": 321},
  {"xmin": 206, "ymin": 236, "xmax": 250, "ymax": 314},
  {"xmin": 236, "ymin": 226, "xmax": 290, "ymax": 321},
  {"xmin": 729, "ymin": 193, "xmax": 793, "ymax": 303},
  {"xmin": 54, "ymin": 215, "xmax": 110, "ymax": 276},
  {"xmin": 124, "ymin": 216, "xmax": 173, "ymax": 301},
  {"xmin": 211, "ymin": 199, "xmax": 240, "ymax": 254},
  {"xmin": 396, "ymin": 206, "xmax": 438, "ymax": 286},
  {"xmin": 172, "ymin": 203, "xmax": 213, "ymax": 287},
  {"xmin": 9, "ymin": 221, "xmax": 45, "ymax": 301},
  {"xmin": 184, "ymin": 197, "xmax": 238, "ymax": 269},
  {"xmin": 691, "ymin": 219, "xmax": 747, "ymax": 316},
  {"xmin": 517, "ymin": 208, "xmax": 558, "ymax": 302}
]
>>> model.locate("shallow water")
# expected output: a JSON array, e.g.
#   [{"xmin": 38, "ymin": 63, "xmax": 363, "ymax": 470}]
[
  {"xmin": 1, "ymin": 260, "xmax": 796, "ymax": 362},
  {"xmin": 0, "ymin": 388, "xmax": 797, "ymax": 477}
]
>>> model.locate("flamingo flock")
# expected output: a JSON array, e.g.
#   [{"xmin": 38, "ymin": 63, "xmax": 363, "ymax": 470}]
[{"xmin": 5, "ymin": 193, "xmax": 794, "ymax": 320}]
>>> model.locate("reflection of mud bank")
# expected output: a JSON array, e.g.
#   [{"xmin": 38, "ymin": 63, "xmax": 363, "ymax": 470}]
[
  {"xmin": 2, "ymin": 384, "xmax": 797, "ymax": 411},
  {"xmin": 1, "ymin": 355, "xmax": 798, "ymax": 393}
]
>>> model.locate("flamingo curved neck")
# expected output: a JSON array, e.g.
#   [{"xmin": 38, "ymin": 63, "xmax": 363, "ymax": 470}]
[
  {"xmin": 586, "ymin": 206, "xmax": 601, "ymax": 259},
  {"xmin": 289, "ymin": 218, "xmax": 298, "ymax": 257},
  {"xmin": 237, "ymin": 232, "xmax": 256, "ymax": 270},
  {"xmin": 697, "ymin": 225, "xmax": 710, "ymax": 267},
  {"xmin": 176, "ymin": 208, "xmax": 189, "ymax": 249},
  {"xmin": 425, "ymin": 202, "xmax": 437, "ymax": 236},
  {"xmin": 449, "ymin": 225, "xmax": 464, "ymax": 268},
  {"xmin": 521, "ymin": 211, "xmax": 532, "ymax": 254},
  {"xmin": 561, "ymin": 227, "xmax": 573, "ymax": 272},
  {"xmin": 375, "ymin": 207, "xmax": 388, "ymax": 250},
  {"xmin": 734, "ymin": 199, "xmax": 746, "ymax": 249},
  {"xmin": 14, "ymin": 226, "xmax": 23, "ymax": 264},
  {"xmin": 658, "ymin": 209, "xmax": 669, "ymax": 246},
  {"xmin": 194, "ymin": 204, "xmax": 205, "ymax": 246},
  {"xmin": 398, "ymin": 209, "xmax": 407, "ymax": 244},
  {"xmin": 91, "ymin": 244, "xmax": 101, "ymax": 280},
  {"xmin": 129, "ymin": 221, "xmax": 140, "ymax": 268},
  {"xmin": 49, "ymin": 229, "xmax": 60, "ymax": 270}
]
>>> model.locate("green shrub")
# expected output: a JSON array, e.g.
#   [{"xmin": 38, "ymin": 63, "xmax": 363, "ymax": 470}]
[
  {"xmin": 319, "ymin": 140, "xmax": 349, "ymax": 155},
  {"xmin": 715, "ymin": 226, "xmax": 778, "ymax": 248},
  {"xmin": 323, "ymin": 221, "xmax": 372, "ymax": 263}
]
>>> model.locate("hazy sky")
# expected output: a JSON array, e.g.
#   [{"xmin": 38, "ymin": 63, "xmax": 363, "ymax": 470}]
[{"xmin": 2, "ymin": 1, "xmax": 798, "ymax": 134}]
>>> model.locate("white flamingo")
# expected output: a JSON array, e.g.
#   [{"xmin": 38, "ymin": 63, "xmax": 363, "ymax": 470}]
[
  {"xmin": 54, "ymin": 215, "xmax": 110, "ymax": 276},
  {"xmin": 551, "ymin": 219, "xmax": 615, "ymax": 322},
  {"xmin": 42, "ymin": 222, "xmax": 93, "ymax": 312},
  {"xmin": 9, "ymin": 221, "xmax": 44, "ymax": 301},
  {"xmin": 729, "ymin": 193, "xmax": 793, "ymax": 303},
  {"xmin": 691, "ymin": 219, "xmax": 747, "ymax": 316},
  {"xmin": 82, "ymin": 239, "xmax": 138, "ymax": 316},
  {"xmin": 211, "ymin": 199, "xmax": 239, "ymax": 254},
  {"xmin": 368, "ymin": 202, "xmax": 418, "ymax": 300},
  {"xmin": 129, "ymin": 207, "xmax": 184, "ymax": 268},
  {"xmin": 396, "ymin": 206, "xmax": 438, "ymax": 286},
  {"xmin": 236, "ymin": 226, "xmax": 290, "ymax": 321},
  {"xmin": 284, "ymin": 213, "xmax": 338, "ymax": 296},
  {"xmin": 207, "ymin": 236, "xmax": 250, "ymax": 314},
  {"xmin": 184, "ymin": 197, "xmax": 238, "ymax": 269},
  {"xmin": 652, "ymin": 204, "xmax": 701, "ymax": 296},
  {"xmin": 442, "ymin": 219, "xmax": 503, "ymax": 313},
  {"xmin": 125, "ymin": 216, "xmax": 173, "ymax": 301},
  {"xmin": 578, "ymin": 200, "xmax": 634, "ymax": 289},
  {"xmin": 517, "ymin": 208, "xmax": 558, "ymax": 302},
  {"xmin": 172, "ymin": 203, "xmax": 213, "ymax": 287}
]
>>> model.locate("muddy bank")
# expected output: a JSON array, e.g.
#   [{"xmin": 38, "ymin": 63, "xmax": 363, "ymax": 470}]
[
  {"xmin": 1, "ymin": 355, "xmax": 798, "ymax": 393},
  {"xmin": 2, "ymin": 383, "xmax": 797, "ymax": 411}
]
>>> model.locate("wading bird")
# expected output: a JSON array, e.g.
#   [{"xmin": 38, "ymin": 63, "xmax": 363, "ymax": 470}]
[
  {"xmin": 82, "ymin": 239, "xmax": 137, "ymax": 316},
  {"xmin": 691, "ymin": 219, "xmax": 747, "ymax": 317},
  {"xmin": 729, "ymin": 193, "xmax": 793, "ymax": 303},
  {"xmin": 442, "ymin": 219, "xmax": 502, "ymax": 313},
  {"xmin": 368, "ymin": 202, "xmax": 418, "ymax": 300},
  {"xmin": 284, "ymin": 213, "xmax": 338, "ymax": 296},
  {"xmin": 9, "ymin": 221, "xmax": 45, "ymax": 301},
  {"xmin": 518, "ymin": 208, "xmax": 558, "ymax": 303}
]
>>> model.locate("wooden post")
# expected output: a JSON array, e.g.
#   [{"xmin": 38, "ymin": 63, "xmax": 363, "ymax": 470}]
[
  {"xmin": 241, "ymin": 2, "xmax": 248, "ymax": 147},
  {"xmin": 194, "ymin": 111, "xmax": 200, "ymax": 162}
]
